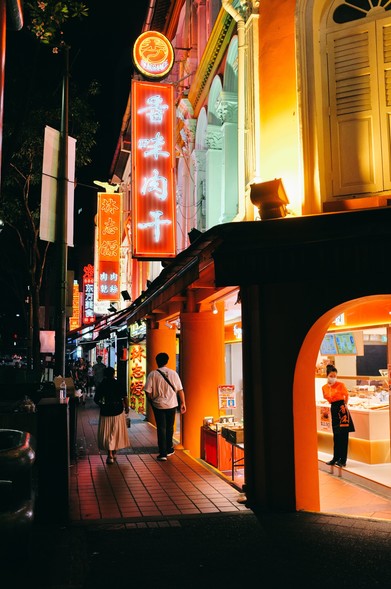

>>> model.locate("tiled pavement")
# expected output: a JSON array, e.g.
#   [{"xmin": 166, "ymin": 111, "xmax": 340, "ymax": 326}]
[{"xmin": 70, "ymin": 399, "xmax": 247, "ymax": 522}]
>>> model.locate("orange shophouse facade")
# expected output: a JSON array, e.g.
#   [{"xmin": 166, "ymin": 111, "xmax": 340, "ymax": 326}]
[{"xmin": 105, "ymin": 0, "xmax": 391, "ymax": 517}]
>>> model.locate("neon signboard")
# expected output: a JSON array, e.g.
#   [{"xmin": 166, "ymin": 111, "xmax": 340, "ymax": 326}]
[
  {"xmin": 82, "ymin": 264, "xmax": 95, "ymax": 324},
  {"xmin": 69, "ymin": 281, "xmax": 81, "ymax": 331},
  {"xmin": 97, "ymin": 192, "xmax": 122, "ymax": 301},
  {"xmin": 133, "ymin": 31, "xmax": 174, "ymax": 80},
  {"xmin": 131, "ymin": 80, "xmax": 176, "ymax": 259}
]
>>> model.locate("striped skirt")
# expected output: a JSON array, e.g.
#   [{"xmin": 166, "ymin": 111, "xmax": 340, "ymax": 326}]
[{"xmin": 97, "ymin": 413, "xmax": 130, "ymax": 451}]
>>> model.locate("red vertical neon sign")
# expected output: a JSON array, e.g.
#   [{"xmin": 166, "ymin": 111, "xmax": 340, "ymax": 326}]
[
  {"xmin": 131, "ymin": 80, "xmax": 176, "ymax": 259},
  {"xmin": 97, "ymin": 192, "xmax": 122, "ymax": 301}
]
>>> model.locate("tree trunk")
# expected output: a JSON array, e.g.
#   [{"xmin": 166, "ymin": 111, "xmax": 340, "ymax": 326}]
[{"xmin": 31, "ymin": 281, "xmax": 41, "ymax": 372}]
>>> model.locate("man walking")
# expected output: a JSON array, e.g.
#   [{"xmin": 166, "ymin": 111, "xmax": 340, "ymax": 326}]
[
  {"xmin": 144, "ymin": 352, "xmax": 186, "ymax": 461},
  {"xmin": 92, "ymin": 356, "xmax": 106, "ymax": 391}
]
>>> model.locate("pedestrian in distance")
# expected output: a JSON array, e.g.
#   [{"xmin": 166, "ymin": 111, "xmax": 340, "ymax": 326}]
[
  {"xmin": 322, "ymin": 364, "xmax": 355, "ymax": 467},
  {"xmin": 144, "ymin": 352, "xmax": 186, "ymax": 461},
  {"xmin": 92, "ymin": 355, "xmax": 106, "ymax": 390},
  {"xmin": 94, "ymin": 366, "xmax": 130, "ymax": 464}
]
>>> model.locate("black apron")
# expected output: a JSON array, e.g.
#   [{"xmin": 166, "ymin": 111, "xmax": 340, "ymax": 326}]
[{"xmin": 330, "ymin": 399, "xmax": 355, "ymax": 433}]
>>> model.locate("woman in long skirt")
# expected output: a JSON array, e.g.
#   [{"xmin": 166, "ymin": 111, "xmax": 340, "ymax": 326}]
[{"xmin": 94, "ymin": 366, "xmax": 130, "ymax": 463}]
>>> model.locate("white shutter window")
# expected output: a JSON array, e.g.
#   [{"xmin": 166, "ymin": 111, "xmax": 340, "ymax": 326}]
[
  {"xmin": 376, "ymin": 17, "xmax": 391, "ymax": 190},
  {"xmin": 327, "ymin": 24, "xmax": 383, "ymax": 195}
]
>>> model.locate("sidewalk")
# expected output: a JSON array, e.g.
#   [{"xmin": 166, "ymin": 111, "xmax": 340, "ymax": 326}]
[
  {"xmin": 3, "ymin": 397, "xmax": 391, "ymax": 588},
  {"xmin": 70, "ymin": 398, "xmax": 248, "ymax": 521}
]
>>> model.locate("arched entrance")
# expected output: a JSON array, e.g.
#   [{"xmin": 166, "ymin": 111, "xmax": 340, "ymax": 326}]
[{"xmin": 294, "ymin": 295, "xmax": 391, "ymax": 512}]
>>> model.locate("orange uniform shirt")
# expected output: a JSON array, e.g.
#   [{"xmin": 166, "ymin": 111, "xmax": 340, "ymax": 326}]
[{"xmin": 322, "ymin": 381, "xmax": 348, "ymax": 404}]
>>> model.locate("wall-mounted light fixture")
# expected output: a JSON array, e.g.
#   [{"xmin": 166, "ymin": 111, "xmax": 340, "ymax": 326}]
[
  {"xmin": 121, "ymin": 290, "xmax": 131, "ymax": 301},
  {"xmin": 108, "ymin": 304, "xmax": 117, "ymax": 313},
  {"xmin": 211, "ymin": 302, "xmax": 218, "ymax": 315},
  {"xmin": 250, "ymin": 178, "xmax": 289, "ymax": 220},
  {"xmin": 165, "ymin": 321, "xmax": 173, "ymax": 329}
]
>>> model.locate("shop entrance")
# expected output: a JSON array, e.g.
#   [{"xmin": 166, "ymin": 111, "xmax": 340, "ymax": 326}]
[{"xmin": 294, "ymin": 295, "xmax": 391, "ymax": 513}]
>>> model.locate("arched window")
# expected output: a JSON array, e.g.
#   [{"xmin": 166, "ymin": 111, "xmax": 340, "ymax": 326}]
[{"xmin": 333, "ymin": 0, "xmax": 391, "ymax": 24}]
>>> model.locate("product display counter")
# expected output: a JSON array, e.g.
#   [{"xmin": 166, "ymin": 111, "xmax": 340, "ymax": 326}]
[
  {"xmin": 201, "ymin": 424, "xmax": 244, "ymax": 477},
  {"xmin": 316, "ymin": 374, "xmax": 391, "ymax": 464},
  {"xmin": 316, "ymin": 402, "xmax": 390, "ymax": 464}
]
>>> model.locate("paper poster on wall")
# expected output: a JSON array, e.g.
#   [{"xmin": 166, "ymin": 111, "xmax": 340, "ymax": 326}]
[
  {"xmin": 320, "ymin": 406, "xmax": 331, "ymax": 432},
  {"xmin": 218, "ymin": 385, "xmax": 236, "ymax": 409}
]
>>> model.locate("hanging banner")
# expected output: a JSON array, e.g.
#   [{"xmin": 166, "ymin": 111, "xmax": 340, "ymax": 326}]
[
  {"xmin": 131, "ymin": 80, "xmax": 176, "ymax": 259},
  {"xmin": 97, "ymin": 192, "xmax": 122, "ymax": 301},
  {"xmin": 40, "ymin": 125, "xmax": 76, "ymax": 246},
  {"xmin": 69, "ymin": 281, "xmax": 81, "ymax": 331},
  {"xmin": 82, "ymin": 264, "xmax": 95, "ymax": 324}
]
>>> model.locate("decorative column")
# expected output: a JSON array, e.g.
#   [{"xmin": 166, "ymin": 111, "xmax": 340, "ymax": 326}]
[
  {"xmin": 216, "ymin": 91, "xmax": 238, "ymax": 223},
  {"xmin": 192, "ymin": 149, "xmax": 206, "ymax": 230},
  {"xmin": 205, "ymin": 124, "xmax": 223, "ymax": 227},
  {"xmin": 180, "ymin": 303, "xmax": 225, "ymax": 457},
  {"xmin": 145, "ymin": 324, "xmax": 177, "ymax": 425}
]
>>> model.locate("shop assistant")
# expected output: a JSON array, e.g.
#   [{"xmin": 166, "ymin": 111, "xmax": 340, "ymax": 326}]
[{"xmin": 322, "ymin": 364, "xmax": 355, "ymax": 468}]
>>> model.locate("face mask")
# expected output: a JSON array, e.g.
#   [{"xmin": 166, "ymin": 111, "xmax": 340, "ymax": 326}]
[{"xmin": 328, "ymin": 377, "xmax": 337, "ymax": 385}]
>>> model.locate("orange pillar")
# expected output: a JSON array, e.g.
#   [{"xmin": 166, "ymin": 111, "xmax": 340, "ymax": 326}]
[
  {"xmin": 180, "ymin": 305, "xmax": 225, "ymax": 457},
  {"xmin": 145, "ymin": 325, "xmax": 177, "ymax": 425}
]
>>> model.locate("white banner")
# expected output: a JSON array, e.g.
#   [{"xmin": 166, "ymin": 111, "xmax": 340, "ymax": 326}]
[{"xmin": 39, "ymin": 125, "xmax": 76, "ymax": 245}]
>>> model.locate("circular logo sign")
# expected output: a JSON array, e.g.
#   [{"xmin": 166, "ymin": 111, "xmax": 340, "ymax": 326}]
[{"xmin": 133, "ymin": 31, "xmax": 175, "ymax": 80}]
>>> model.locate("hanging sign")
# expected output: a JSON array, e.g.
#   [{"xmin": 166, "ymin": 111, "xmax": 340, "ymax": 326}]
[
  {"xmin": 97, "ymin": 192, "xmax": 122, "ymax": 301},
  {"xmin": 131, "ymin": 80, "xmax": 176, "ymax": 259},
  {"xmin": 133, "ymin": 31, "xmax": 174, "ymax": 80},
  {"xmin": 69, "ymin": 281, "xmax": 81, "ymax": 331},
  {"xmin": 82, "ymin": 264, "xmax": 95, "ymax": 324}
]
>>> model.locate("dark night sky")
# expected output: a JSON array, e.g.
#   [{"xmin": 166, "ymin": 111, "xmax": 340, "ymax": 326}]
[
  {"xmin": 0, "ymin": 1, "xmax": 149, "ymax": 340},
  {"xmin": 5, "ymin": 1, "xmax": 150, "ymax": 278}
]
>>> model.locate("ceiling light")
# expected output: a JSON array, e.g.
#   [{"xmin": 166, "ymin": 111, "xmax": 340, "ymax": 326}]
[{"xmin": 211, "ymin": 303, "xmax": 218, "ymax": 315}]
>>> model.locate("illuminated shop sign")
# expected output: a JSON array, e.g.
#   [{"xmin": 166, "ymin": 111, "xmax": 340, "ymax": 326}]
[
  {"xmin": 97, "ymin": 192, "xmax": 122, "ymax": 301},
  {"xmin": 133, "ymin": 31, "xmax": 174, "ymax": 80},
  {"xmin": 129, "ymin": 344, "xmax": 146, "ymax": 414},
  {"xmin": 69, "ymin": 281, "xmax": 81, "ymax": 331},
  {"xmin": 82, "ymin": 264, "xmax": 95, "ymax": 324},
  {"xmin": 131, "ymin": 80, "xmax": 176, "ymax": 259}
]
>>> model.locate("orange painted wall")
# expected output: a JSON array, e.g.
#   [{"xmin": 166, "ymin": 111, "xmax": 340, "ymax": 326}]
[
  {"xmin": 330, "ymin": 298, "xmax": 391, "ymax": 330},
  {"xmin": 258, "ymin": 0, "xmax": 302, "ymax": 212},
  {"xmin": 180, "ymin": 309, "xmax": 225, "ymax": 457}
]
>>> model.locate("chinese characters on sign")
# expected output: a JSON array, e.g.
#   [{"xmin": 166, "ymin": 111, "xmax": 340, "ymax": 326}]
[
  {"xmin": 131, "ymin": 81, "xmax": 176, "ymax": 259},
  {"xmin": 69, "ymin": 282, "xmax": 81, "ymax": 331},
  {"xmin": 97, "ymin": 192, "xmax": 122, "ymax": 301},
  {"xmin": 82, "ymin": 264, "xmax": 95, "ymax": 324},
  {"xmin": 129, "ymin": 344, "xmax": 146, "ymax": 414}
]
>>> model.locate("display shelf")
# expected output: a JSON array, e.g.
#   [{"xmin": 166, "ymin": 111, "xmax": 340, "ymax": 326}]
[{"xmin": 201, "ymin": 426, "xmax": 244, "ymax": 473}]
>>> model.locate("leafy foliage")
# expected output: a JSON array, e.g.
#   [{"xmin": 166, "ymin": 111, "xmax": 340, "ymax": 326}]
[{"xmin": 26, "ymin": 1, "xmax": 88, "ymax": 48}]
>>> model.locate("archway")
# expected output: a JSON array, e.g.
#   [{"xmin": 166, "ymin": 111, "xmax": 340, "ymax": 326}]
[{"xmin": 294, "ymin": 294, "xmax": 391, "ymax": 512}]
